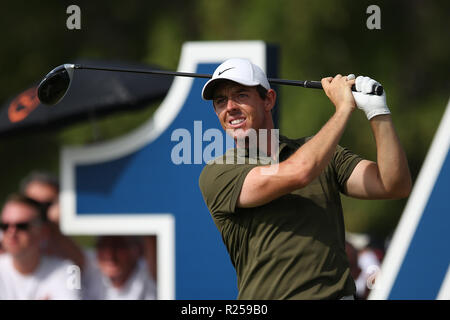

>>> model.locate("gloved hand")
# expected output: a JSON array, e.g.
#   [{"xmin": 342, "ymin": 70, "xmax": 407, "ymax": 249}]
[{"xmin": 348, "ymin": 74, "xmax": 390, "ymax": 120}]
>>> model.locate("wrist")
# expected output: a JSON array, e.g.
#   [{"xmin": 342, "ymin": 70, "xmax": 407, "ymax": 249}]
[
  {"xmin": 369, "ymin": 113, "xmax": 391, "ymax": 120},
  {"xmin": 365, "ymin": 107, "xmax": 391, "ymax": 120},
  {"xmin": 335, "ymin": 106, "xmax": 354, "ymax": 118}
]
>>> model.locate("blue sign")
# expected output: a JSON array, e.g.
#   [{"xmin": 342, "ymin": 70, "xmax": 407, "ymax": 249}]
[{"xmin": 60, "ymin": 41, "xmax": 278, "ymax": 299}]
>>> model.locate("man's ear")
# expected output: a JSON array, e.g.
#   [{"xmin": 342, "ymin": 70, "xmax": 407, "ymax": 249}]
[{"xmin": 264, "ymin": 89, "xmax": 276, "ymax": 112}]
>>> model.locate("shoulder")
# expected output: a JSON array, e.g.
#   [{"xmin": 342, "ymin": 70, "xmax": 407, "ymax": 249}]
[
  {"xmin": 36, "ymin": 256, "xmax": 81, "ymax": 299},
  {"xmin": 199, "ymin": 148, "xmax": 241, "ymax": 188},
  {"xmin": 198, "ymin": 149, "xmax": 259, "ymax": 215},
  {"xmin": 0, "ymin": 253, "xmax": 11, "ymax": 265},
  {"xmin": 38, "ymin": 255, "xmax": 75, "ymax": 279},
  {"xmin": 42, "ymin": 255, "xmax": 74, "ymax": 268},
  {"xmin": 0, "ymin": 254, "xmax": 13, "ymax": 274},
  {"xmin": 199, "ymin": 149, "xmax": 257, "ymax": 189}
]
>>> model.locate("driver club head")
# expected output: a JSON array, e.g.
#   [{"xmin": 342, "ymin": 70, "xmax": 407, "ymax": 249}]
[{"xmin": 37, "ymin": 64, "xmax": 75, "ymax": 106}]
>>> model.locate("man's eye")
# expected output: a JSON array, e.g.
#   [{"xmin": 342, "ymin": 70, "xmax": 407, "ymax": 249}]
[{"xmin": 215, "ymin": 98, "xmax": 226, "ymax": 105}]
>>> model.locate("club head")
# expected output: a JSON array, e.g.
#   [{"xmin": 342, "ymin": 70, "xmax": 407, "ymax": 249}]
[{"xmin": 37, "ymin": 64, "xmax": 75, "ymax": 106}]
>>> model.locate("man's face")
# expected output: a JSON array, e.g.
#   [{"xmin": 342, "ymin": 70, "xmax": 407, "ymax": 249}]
[
  {"xmin": 1, "ymin": 201, "xmax": 42, "ymax": 257},
  {"xmin": 212, "ymin": 82, "xmax": 273, "ymax": 141},
  {"xmin": 24, "ymin": 181, "xmax": 58, "ymax": 203},
  {"xmin": 96, "ymin": 236, "xmax": 139, "ymax": 282}
]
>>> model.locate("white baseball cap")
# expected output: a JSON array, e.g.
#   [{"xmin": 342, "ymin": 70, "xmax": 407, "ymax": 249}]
[{"xmin": 201, "ymin": 58, "xmax": 271, "ymax": 100}]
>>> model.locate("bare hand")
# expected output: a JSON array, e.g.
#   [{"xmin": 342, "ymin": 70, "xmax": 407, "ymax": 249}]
[{"xmin": 321, "ymin": 74, "xmax": 356, "ymax": 112}]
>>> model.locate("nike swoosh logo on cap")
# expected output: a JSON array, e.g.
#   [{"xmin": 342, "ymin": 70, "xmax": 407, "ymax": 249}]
[{"xmin": 218, "ymin": 67, "xmax": 235, "ymax": 76}]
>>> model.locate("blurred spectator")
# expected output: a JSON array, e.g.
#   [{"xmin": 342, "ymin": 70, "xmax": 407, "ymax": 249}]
[
  {"xmin": 20, "ymin": 171, "xmax": 85, "ymax": 269},
  {"xmin": 81, "ymin": 235, "xmax": 157, "ymax": 300},
  {"xmin": 20, "ymin": 171, "xmax": 158, "ymax": 300},
  {"xmin": 354, "ymin": 236, "xmax": 385, "ymax": 299},
  {"xmin": 20, "ymin": 171, "xmax": 59, "ymax": 206},
  {"xmin": 345, "ymin": 233, "xmax": 386, "ymax": 299},
  {"xmin": 0, "ymin": 194, "xmax": 79, "ymax": 299},
  {"xmin": 355, "ymin": 246, "xmax": 381, "ymax": 299}
]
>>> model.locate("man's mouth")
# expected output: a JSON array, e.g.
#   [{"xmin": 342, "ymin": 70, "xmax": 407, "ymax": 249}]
[{"xmin": 229, "ymin": 118, "xmax": 246, "ymax": 128}]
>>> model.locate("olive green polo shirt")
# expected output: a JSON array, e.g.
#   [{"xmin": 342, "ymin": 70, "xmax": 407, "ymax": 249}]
[{"xmin": 198, "ymin": 135, "xmax": 363, "ymax": 299}]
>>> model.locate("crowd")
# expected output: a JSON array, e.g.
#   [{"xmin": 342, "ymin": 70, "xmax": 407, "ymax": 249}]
[{"xmin": 0, "ymin": 171, "xmax": 157, "ymax": 300}]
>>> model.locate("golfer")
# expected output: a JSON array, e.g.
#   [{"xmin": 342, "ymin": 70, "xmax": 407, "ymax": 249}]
[{"xmin": 198, "ymin": 58, "xmax": 411, "ymax": 299}]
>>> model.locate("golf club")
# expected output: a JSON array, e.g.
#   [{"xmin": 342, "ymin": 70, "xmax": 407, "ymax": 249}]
[{"xmin": 37, "ymin": 63, "xmax": 384, "ymax": 106}]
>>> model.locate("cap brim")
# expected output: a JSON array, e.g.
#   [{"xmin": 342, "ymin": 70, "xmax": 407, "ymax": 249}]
[{"xmin": 201, "ymin": 77, "xmax": 260, "ymax": 100}]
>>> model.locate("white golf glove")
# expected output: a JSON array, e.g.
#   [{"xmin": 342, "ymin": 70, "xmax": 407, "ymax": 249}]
[{"xmin": 348, "ymin": 74, "xmax": 390, "ymax": 120}]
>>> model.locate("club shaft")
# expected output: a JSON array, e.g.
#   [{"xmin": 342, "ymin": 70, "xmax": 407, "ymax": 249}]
[
  {"xmin": 75, "ymin": 64, "xmax": 211, "ymax": 79},
  {"xmin": 76, "ymin": 64, "xmax": 317, "ymax": 87},
  {"xmin": 74, "ymin": 64, "xmax": 383, "ymax": 95}
]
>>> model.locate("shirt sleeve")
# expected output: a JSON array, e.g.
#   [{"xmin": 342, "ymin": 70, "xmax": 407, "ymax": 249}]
[
  {"xmin": 333, "ymin": 145, "xmax": 364, "ymax": 194},
  {"xmin": 199, "ymin": 162, "xmax": 256, "ymax": 216}
]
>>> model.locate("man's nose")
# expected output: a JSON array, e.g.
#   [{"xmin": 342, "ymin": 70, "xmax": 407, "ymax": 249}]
[{"xmin": 226, "ymin": 97, "xmax": 240, "ymax": 112}]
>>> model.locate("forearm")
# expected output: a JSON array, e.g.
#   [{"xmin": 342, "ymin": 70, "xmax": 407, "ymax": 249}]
[{"xmin": 370, "ymin": 115, "xmax": 412, "ymax": 197}]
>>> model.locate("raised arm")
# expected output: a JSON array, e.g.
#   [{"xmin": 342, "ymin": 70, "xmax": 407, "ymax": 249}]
[
  {"xmin": 345, "ymin": 77, "xmax": 412, "ymax": 199},
  {"xmin": 238, "ymin": 75, "xmax": 356, "ymax": 208}
]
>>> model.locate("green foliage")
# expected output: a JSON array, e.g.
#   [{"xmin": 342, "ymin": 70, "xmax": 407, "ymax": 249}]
[{"xmin": 0, "ymin": 0, "xmax": 448, "ymax": 238}]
